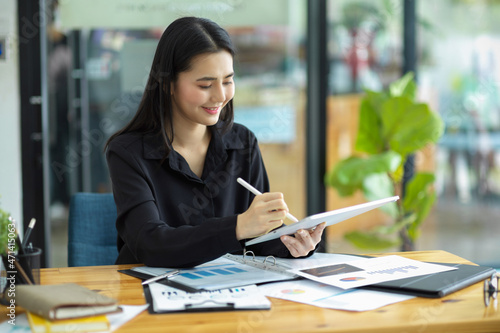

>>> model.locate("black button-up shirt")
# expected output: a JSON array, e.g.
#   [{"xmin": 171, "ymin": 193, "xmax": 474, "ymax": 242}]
[{"xmin": 106, "ymin": 123, "xmax": 290, "ymax": 267}]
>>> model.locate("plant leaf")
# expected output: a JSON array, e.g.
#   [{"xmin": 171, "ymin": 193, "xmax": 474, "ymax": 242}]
[
  {"xmin": 325, "ymin": 151, "xmax": 402, "ymax": 194},
  {"xmin": 324, "ymin": 170, "xmax": 359, "ymax": 197},
  {"xmin": 391, "ymin": 158, "xmax": 405, "ymax": 183},
  {"xmin": 381, "ymin": 98, "xmax": 444, "ymax": 156},
  {"xmin": 374, "ymin": 213, "xmax": 416, "ymax": 235},
  {"xmin": 363, "ymin": 89, "xmax": 390, "ymax": 113},
  {"xmin": 362, "ymin": 173, "xmax": 398, "ymax": 218},
  {"xmin": 389, "ymin": 72, "xmax": 415, "ymax": 99},
  {"xmin": 402, "ymin": 173, "xmax": 437, "ymax": 241},
  {"xmin": 0, "ymin": 209, "xmax": 13, "ymax": 255},
  {"xmin": 344, "ymin": 230, "xmax": 400, "ymax": 250},
  {"xmin": 380, "ymin": 96, "xmax": 412, "ymax": 143},
  {"xmin": 356, "ymin": 97, "xmax": 384, "ymax": 154},
  {"xmin": 324, "ymin": 158, "xmax": 362, "ymax": 196},
  {"xmin": 408, "ymin": 192, "xmax": 436, "ymax": 240},
  {"xmin": 403, "ymin": 172, "xmax": 435, "ymax": 211}
]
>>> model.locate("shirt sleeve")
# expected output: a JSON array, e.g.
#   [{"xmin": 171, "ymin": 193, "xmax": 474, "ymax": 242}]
[{"xmin": 236, "ymin": 132, "xmax": 294, "ymax": 258}]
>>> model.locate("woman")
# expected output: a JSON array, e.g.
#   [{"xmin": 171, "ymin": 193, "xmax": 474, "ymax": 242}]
[{"xmin": 105, "ymin": 17, "xmax": 325, "ymax": 268}]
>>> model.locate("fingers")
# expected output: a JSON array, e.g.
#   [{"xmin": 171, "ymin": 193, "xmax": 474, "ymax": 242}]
[
  {"xmin": 280, "ymin": 235, "xmax": 306, "ymax": 257},
  {"xmin": 263, "ymin": 219, "xmax": 284, "ymax": 235},
  {"xmin": 258, "ymin": 192, "xmax": 290, "ymax": 215},
  {"xmin": 252, "ymin": 193, "xmax": 290, "ymax": 223},
  {"xmin": 236, "ymin": 192, "xmax": 289, "ymax": 240},
  {"xmin": 309, "ymin": 222, "xmax": 326, "ymax": 243},
  {"xmin": 280, "ymin": 222, "xmax": 327, "ymax": 258},
  {"xmin": 281, "ymin": 230, "xmax": 315, "ymax": 258}
]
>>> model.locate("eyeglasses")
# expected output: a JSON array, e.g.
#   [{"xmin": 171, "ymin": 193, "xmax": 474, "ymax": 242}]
[{"xmin": 483, "ymin": 273, "xmax": 498, "ymax": 307}]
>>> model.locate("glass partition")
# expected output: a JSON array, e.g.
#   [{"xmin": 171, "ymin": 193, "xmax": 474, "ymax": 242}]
[
  {"xmin": 417, "ymin": 0, "xmax": 500, "ymax": 267},
  {"xmin": 325, "ymin": 0, "xmax": 500, "ymax": 270},
  {"xmin": 325, "ymin": 0, "xmax": 404, "ymax": 253}
]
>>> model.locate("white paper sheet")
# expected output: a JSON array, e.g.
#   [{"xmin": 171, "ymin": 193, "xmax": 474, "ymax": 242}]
[
  {"xmin": 259, "ymin": 279, "xmax": 414, "ymax": 312},
  {"xmin": 107, "ymin": 304, "xmax": 149, "ymax": 332},
  {"xmin": 290, "ymin": 255, "xmax": 457, "ymax": 289}
]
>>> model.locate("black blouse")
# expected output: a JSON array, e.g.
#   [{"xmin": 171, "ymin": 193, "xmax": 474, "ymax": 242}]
[{"xmin": 106, "ymin": 122, "xmax": 291, "ymax": 267}]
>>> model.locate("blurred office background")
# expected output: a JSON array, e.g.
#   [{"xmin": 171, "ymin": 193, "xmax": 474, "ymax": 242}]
[{"xmin": 1, "ymin": 0, "xmax": 498, "ymax": 270}]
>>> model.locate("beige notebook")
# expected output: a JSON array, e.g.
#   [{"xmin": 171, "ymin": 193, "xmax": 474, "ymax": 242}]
[{"xmin": 14, "ymin": 283, "xmax": 119, "ymax": 320}]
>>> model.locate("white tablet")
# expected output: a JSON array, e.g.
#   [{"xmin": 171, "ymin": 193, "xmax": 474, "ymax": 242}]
[{"xmin": 245, "ymin": 196, "xmax": 399, "ymax": 246}]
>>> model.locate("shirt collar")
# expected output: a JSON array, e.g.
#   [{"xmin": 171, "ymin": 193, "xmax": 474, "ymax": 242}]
[{"xmin": 142, "ymin": 123, "xmax": 245, "ymax": 162}]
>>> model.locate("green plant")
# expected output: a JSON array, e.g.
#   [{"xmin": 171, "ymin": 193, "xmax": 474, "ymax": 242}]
[
  {"xmin": 325, "ymin": 72, "xmax": 444, "ymax": 251},
  {"xmin": 0, "ymin": 207, "xmax": 14, "ymax": 256}
]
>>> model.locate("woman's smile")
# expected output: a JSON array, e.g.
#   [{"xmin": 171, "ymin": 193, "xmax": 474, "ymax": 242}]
[{"xmin": 202, "ymin": 106, "xmax": 221, "ymax": 115}]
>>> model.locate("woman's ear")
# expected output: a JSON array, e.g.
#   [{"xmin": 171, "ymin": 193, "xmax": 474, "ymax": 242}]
[{"xmin": 165, "ymin": 82, "xmax": 175, "ymax": 95}]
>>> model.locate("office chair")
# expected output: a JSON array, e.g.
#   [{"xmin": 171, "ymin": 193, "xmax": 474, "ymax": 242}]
[{"xmin": 67, "ymin": 192, "xmax": 118, "ymax": 267}]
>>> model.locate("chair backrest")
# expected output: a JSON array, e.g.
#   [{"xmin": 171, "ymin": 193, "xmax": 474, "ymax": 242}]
[{"xmin": 67, "ymin": 192, "xmax": 118, "ymax": 267}]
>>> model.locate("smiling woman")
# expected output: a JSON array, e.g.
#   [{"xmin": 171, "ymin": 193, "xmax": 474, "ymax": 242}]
[
  {"xmin": 103, "ymin": 17, "xmax": 325, "ymax": 268},
  {"xmin": 170, "ymin": 51, "xmax": 235, "ymax": 177}
]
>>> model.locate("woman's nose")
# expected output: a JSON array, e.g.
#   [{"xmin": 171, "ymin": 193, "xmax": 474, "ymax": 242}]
[{"xmin": 211, "ymin": 83, "xmax": 225, "ymax": 103}]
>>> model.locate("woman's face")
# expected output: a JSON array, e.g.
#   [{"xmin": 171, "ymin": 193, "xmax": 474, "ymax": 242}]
[{"xmin": 171, "ymin": 50, "xmax": 235, "ymax": 128}]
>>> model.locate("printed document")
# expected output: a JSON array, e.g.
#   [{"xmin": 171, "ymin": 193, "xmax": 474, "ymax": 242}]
[
  {"xmin": 132, "ymin": 256, "xmax": 295, "ymax": 291},
  {"xmin": 259, "ymin": 279, "xmax": 414, "ymax": 311},
  {"xmin": 148, "ymin": 284, "xmax": 270, "ymax": 312},
  {"xmin": 290, "ymin": 255, "xmax": 457, "ymax": 289}
]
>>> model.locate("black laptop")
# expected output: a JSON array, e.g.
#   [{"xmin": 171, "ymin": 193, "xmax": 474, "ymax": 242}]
[{"xmin": 361, "ymin": 262, "xmax": 496, "ymax": 298}]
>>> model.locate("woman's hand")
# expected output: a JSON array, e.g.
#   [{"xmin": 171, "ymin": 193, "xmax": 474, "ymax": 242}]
[
  {"xmin": 236, "ymin": 192, "xmax": 288, "ymax": 240},
  {"xmin": 280, "ymin": 222, "xmax": 326, "ymax": 257}
]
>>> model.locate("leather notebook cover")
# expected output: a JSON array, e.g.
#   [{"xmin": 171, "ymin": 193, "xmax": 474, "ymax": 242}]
[
  {"xmin": 361, "ymin": 262, "xmax": 496, "ymax": 298},
  {"xmin": 14, "ymin": 283, "xmax": 119, "ymax": 320}
]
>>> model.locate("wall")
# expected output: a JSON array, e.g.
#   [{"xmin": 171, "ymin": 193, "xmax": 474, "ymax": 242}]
[{"xmin": 0, "ymin": 0, "xmax": 23, "ymax": 229}]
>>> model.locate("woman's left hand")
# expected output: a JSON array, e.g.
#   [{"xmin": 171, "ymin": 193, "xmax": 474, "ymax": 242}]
[{"xmin": 280, "ymin": 222, "xmax": 326, "ymax": 257}]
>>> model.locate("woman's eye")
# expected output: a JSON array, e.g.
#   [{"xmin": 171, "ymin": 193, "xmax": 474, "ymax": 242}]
[{"xmin": 199, "ymin": 80, "xmax": 232, "ymax": 89}]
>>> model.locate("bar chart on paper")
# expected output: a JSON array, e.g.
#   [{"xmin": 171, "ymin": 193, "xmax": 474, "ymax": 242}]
[
  {"xmin": 178, "ymin": 266, "xmax": 248, "ymax": 279},
  {"xmin": 368, "ymin": 265, "xmax": 419, "ymax": 275},
  {"xmin": 133, "ymin": 257, "xmax": 295, "ymax": 291}
]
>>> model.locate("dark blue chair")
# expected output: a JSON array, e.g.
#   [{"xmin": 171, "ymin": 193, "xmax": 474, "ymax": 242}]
[{"xmin": 67, "ymin": 192, "xmax": 118, "ymax": 267}]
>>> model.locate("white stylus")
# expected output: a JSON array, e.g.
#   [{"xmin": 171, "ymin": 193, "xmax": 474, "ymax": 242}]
[
  {"xmin": 237, "ymin": 177, "xmax": 299, "ymax": 223},
  {"xmin": 141, "ymin": 270, "xmax": 180, "ymax": 286}
]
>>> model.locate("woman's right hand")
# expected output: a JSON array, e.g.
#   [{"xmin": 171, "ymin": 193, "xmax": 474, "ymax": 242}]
[{"xmin": 235, "ymin": 192, "xmax": 289, "ymax": 240}]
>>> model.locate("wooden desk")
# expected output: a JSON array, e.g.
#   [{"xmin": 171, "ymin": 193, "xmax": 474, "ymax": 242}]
[{"xmin": 11, "ymin": 251, "xmax": 500, "ymax": 332}]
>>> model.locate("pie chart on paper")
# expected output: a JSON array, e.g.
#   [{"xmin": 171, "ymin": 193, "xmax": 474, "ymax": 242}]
[
  {"xmin": 281, "ymin": 289, "xmax": 306, "ymax": 295},
  {"xmin": 340, "ymin": 277, "xmax": 366, "ymax": 282}
]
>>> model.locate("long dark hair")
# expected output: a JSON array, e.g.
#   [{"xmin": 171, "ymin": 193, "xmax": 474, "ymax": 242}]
[{"xmin": 104, "ymin": 17, "xmax": 236, "ymax": 155}]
